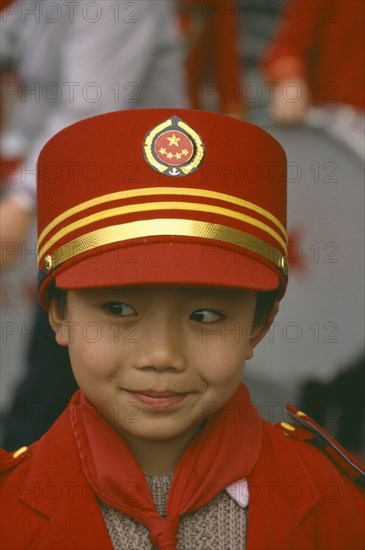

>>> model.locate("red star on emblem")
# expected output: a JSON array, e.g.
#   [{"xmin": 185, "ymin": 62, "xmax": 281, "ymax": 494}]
[{"xmin": 155, "ymin": 130, "xmax": 194, "ymax": 166}]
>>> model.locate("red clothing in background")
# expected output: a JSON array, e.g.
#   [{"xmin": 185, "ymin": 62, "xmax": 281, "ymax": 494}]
[
  {"xmin": 179, "ymin": 0, "xmax": 244, "ymax": 115},
  {"xmin": 263, "ymin": 0, "xmax": 365, "ymax": 109}
]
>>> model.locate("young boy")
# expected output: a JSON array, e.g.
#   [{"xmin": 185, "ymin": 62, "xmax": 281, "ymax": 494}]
[{"xmin": 1, "ymin": 109, "xmax": 364, "ymax": 549}]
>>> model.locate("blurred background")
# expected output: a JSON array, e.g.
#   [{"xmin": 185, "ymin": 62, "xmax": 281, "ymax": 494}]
[{"xmin": 1, "ymin": 0, "xmax": 364, "ymax": 462}]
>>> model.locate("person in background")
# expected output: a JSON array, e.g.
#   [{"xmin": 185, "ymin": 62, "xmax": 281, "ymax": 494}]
[{"xmin": 262, "ymin": 0, "xmax": 364, "ymax": 123}]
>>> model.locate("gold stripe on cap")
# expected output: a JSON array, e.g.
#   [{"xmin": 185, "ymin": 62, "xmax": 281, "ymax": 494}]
[
  {"xmin": 38, "ymin": 187, "xmax": 286, "ymax": 249},
  {"xmin": 38, "ymin": 201, "xmax": 286, "ymax": 261},
  {"xmin": 39, "ymin": 218, "xmax": 287, "ymax": 275}
]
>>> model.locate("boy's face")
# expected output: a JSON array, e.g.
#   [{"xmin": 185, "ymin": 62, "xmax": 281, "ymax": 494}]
[{"xmin": 50, "ymin": 286, "xmax": 264, "ymax": 444}]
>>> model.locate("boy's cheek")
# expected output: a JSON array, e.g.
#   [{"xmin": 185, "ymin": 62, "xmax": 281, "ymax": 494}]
[
  {"xmin": 200, "ymin": 322, "xmax": 254, "ymax": 346},
  {"xmin": 199, "ymin": 361, "xmax": 244, "ymax": 388},
  {"xmin": 59, "ymin": 321, "xmax": 116, "ymax": 347}
]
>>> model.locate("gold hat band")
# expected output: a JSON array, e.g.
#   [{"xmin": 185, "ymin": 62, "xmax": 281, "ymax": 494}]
[
  {"xmin": 38, "ymin": 200, "xmax": 287, "ymax": 261},
  {"xmin": 38, "ymin": 186, "xmax": 287, "ymax": 250},
  {"xmin": 40, "ymin": 218, "xmax": 288, "ymax": 276}
]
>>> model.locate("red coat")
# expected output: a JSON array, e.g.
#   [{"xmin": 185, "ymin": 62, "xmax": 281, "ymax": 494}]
[{"xmin": 1, "ymin": 400, "xmax": 364, "ymax": 549}]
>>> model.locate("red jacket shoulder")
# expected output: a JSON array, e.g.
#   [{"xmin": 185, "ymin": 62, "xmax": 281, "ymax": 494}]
[
  {"xmin": 247, "ymin": 415, "xmax": 364, "ymax": 549},
  {"xmin": 274, "ymin": 405, "xmax": 364, "ymax": 489}
]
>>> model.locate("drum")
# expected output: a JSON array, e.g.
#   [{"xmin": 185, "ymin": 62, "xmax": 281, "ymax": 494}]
[{"xmin": 245, "ymin": 108, "xmax": 365, "ymax": 420}]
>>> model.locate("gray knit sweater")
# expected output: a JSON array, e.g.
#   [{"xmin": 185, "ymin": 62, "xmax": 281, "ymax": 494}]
[{"xmin": 99, "ymin": 474, "xmax": 247, "ymax": 549}]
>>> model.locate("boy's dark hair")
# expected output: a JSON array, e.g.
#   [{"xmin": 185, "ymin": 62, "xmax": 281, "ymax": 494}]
[
  {"xmin": 47, "ymin": 284, "xmax": 67, "ymax": 316},
  {"xmin": 254, "ymin": 290, "xmax": 277, "ymax": 326}
]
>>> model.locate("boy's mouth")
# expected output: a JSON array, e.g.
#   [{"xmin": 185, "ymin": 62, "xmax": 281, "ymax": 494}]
[
  {"xmin": 133, "ymin": 390, "xmax": 186, "ymax": 397},
  {"xmin": 125, "ymin": 389, "xmax": 189, "ymax": 410}
]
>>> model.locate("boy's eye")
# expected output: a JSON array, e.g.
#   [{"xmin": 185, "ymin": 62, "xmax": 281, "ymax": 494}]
[
  {"xmin": 102, "ymin": 302, "xmax": 136, "ymax": 316},
  {"xmin": 190, "ymin": 309, "xmax": 223, "ymax": 323}
]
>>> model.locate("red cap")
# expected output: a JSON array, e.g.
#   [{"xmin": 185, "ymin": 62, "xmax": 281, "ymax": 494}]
[{"xmin": 37, "ymin": 109, "xmax": 287, "ymax": 308}]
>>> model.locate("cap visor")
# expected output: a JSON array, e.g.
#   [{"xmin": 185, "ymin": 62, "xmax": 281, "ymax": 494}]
[{"xmin": 55, "ymin": 241, "xmax": 279, "ymax": 293}]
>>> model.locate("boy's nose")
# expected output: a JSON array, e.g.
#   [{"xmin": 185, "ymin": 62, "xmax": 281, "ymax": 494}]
[{"xmin": 133, "ymin": 320, "xmax": 186, "ymax": 373}]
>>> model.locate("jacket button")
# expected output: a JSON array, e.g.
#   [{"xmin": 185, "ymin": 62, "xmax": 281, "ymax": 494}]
[{"xmin": 12, "ymin": 446, "xmax": 28, "ymax": 459}]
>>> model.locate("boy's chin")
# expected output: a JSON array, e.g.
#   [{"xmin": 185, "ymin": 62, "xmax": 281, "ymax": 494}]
[{"xmin": 111, "ymin": 416, "xmax": 204, "ymax": 444}]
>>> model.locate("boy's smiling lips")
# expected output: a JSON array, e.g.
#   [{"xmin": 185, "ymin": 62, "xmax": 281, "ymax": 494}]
[
  {"xmin": 123, "ymin": 388, "xmax": 192, "ymax": 410},
  {"xmin": 126, "ymin": 389, "xmax": 189, "ymax": 397}
]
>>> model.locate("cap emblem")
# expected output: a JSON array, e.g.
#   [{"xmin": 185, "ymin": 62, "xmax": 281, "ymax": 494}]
[{"xmin": 143, "ymin": 116, "xmax": 205, "ymax": 176}]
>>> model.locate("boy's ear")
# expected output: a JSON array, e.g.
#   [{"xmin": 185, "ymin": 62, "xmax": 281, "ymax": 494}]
[
  {"xmin": 48, "ymin": 298, "xmax": 69, "ymax": 347},
  {"xmin": 247, "ymin": 299, "xmax": 279, "ymax": 359}
]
